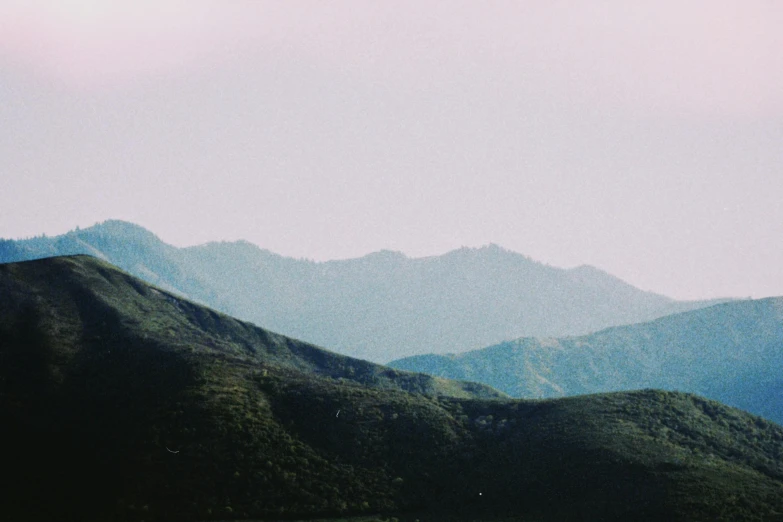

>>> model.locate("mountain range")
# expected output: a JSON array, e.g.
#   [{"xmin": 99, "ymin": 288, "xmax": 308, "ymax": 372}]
[
  {"xmin": 0, "ymin": 220, "xmax": 728, "ymax": 361},
  {"xmin": 389, "ymin": 298, "xmax": 783, "ymax": 425},
  {"xmin": 2, "ymin": 255, "xmax": 783, "ymax": 521}
]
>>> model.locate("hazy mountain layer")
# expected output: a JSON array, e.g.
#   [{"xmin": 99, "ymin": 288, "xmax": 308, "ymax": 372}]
[
  {"xmin": 1, "ymin": 256, "xmax": 782, "ymax": 522},
  {"xmin": 0, "ymin": 220, "xmax": 727, "ymax": 361},
  {"xmin": 389, "ymin": 298, "xmax": 783, "ymax": 424}
]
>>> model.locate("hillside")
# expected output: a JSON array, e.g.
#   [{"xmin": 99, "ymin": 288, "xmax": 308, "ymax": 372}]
[
  {"xmin": 0, "ymin": 220, "xmax": 728, "ymax": 361},
  {"xmin": 389, "ymin": 298, "xmax": 783, "ymax": 424},
  {"xmin": 2, "ymin": 256, "xmax": 783, "ymax": 521}
]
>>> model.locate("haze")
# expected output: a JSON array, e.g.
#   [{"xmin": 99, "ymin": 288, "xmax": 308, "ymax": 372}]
[{"xmin": 1, "ymin": 1, "xmax": 781, "ymax": 300}]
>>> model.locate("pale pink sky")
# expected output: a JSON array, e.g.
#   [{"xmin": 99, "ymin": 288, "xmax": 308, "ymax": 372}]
[
  {"xmin": 2, "ymin": 2, "xmax": 780, "ymax": 115},
  {"xmin": 1, "ymin": 1, "xmax": 782, "ymax": 299}
]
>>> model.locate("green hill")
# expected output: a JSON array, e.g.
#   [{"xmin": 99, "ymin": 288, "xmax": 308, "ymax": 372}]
[
  {"xmin": 2, "ymin": 256, "xmax": 782, "ymax": 522},
  {"xmin": 0, "ymin": 220, "xmax": 729, "ymax": 361},
  {"xmin": 388, "ymin": 298, "xmax": 783, "ymax": 424}
]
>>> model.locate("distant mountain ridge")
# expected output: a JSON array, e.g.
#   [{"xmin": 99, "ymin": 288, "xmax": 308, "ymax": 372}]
[
  {"xmin": 0, "ymin": 220, "xmax": 729, "ymax": 362},
  {"xmin": 2, "ymin": 255, "xmax": 783, "ymax": 521},
  {"xmin": 389, "ymin": 297, "xmax": 783, "ymax": 424}
]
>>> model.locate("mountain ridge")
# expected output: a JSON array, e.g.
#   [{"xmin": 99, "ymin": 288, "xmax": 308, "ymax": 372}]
[
  {"xmin": 0, "ymin": 254, "xmax": 502, "ymax": 400},
  {"xmin": 389, "ymin": 297, "xmax": 783, "ymax": 423},
  {"xmin": 0, "ymin": 220, "xmax": 730, "ymax": 361},
  {"xmin": 2, "ymin": 255, "xmax": 783, "ymax": 521}
]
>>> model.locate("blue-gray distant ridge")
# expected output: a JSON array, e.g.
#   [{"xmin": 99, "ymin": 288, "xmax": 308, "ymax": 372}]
[
  {"xmin": 389, "ymin": 297, "xmax": 783, "ymax": 424},
  {"xmin": 0, "ymin": 220, "xmax": 729, "ymax": 362}
]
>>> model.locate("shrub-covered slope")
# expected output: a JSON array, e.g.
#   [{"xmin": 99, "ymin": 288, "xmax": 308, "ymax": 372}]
[
  {"xmin": 1, "ymin": 256, "xmax": 782, "ymax": 522},
  {"xmin": 389, "ymin": 298, "xmax": 783, "ymax": 424},
  {"xmin": 0, "ymin": 220, "xmax": 728, "ymax": 361}
]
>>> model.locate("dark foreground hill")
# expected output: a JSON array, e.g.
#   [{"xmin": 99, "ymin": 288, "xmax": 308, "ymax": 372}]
[
  {"xmin": 0, "ymin": 220, "xmax": 728, "ymax": 361},
  {"xmin": 2, "ymin": 256, "xmax": 783, "ymax": 522},
  {"xmin": 389, "ymin": 298, "xmax": 783, "ymax": 425}
]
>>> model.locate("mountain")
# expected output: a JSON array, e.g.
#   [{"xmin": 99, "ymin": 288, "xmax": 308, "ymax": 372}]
[
  {"xmin": 389, "ymin": 298, "xmax": 783, "ymax": 424},
  {"xmin": 0, "ymin": 220, "xmax": 728, "ymax": 362},
  {"xmin": 2, "ymin": 256, "xmax": 783, "ymax": 522}
]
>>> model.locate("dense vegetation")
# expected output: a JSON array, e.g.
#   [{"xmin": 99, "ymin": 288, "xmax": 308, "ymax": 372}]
[
  {"xmin": 2, "ymin": 256, "xmax": 782, "ymax": 521},
  {"xmin": 389, "ymin": 299, "xmax": 783, "ymax": 425},
  {"xmin": 0, "ymin": 220, "xmax": 728, "ymax": 361}
]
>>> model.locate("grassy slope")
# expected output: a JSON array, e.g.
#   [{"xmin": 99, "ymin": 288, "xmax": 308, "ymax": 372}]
[{"xmin": 1, "ymin": 256, "xmax": 782, "ymax": 522}]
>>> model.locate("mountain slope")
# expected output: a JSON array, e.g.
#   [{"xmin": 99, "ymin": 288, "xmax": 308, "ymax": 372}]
[
  {"xmin": 389, "ymin": 298, "xmax": 783, "ymax": 424},
  {"xmin": 2, "ymin": 256, "xmax": 783, "ymax": 521},
  {"xmin": 0, "ymin": 221, "xmax": 728, "ymax": 361},
  {"xmin": 0, "ymin": 255, "xmax": 502, "ymax": 401}
]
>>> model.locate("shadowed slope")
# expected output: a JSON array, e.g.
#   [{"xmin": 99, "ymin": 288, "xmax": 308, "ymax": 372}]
[{"xmin": 1, "ymin": 256, "xmax": 781, "ymax": 522}]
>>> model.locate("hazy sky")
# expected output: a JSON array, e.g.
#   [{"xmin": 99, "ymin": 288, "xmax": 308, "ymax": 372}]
[{"xmin": 1, "ymin": 1, "xmax": 781, "ymax": 300}]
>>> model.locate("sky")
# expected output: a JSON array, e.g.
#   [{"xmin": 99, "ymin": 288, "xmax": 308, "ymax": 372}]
[{"xmin": 0, "ymin": 1, "xmax": 781, "ymax": 300}]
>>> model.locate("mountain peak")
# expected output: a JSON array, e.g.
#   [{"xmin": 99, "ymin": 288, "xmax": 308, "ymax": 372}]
[
  {"xmin": 447, "ymin": 243, "xmax": 522, "ymax": 258},
  {"xmin": 86, "ymin": 219, "xmax": 155, "ymax": 235},
  {"xmin": 76, "ymin": 220, "xmax": 163, "ymax": 245},
  {"xmin": 362, "ymin": 249, "xmax": 408, "ymax": 260}
]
